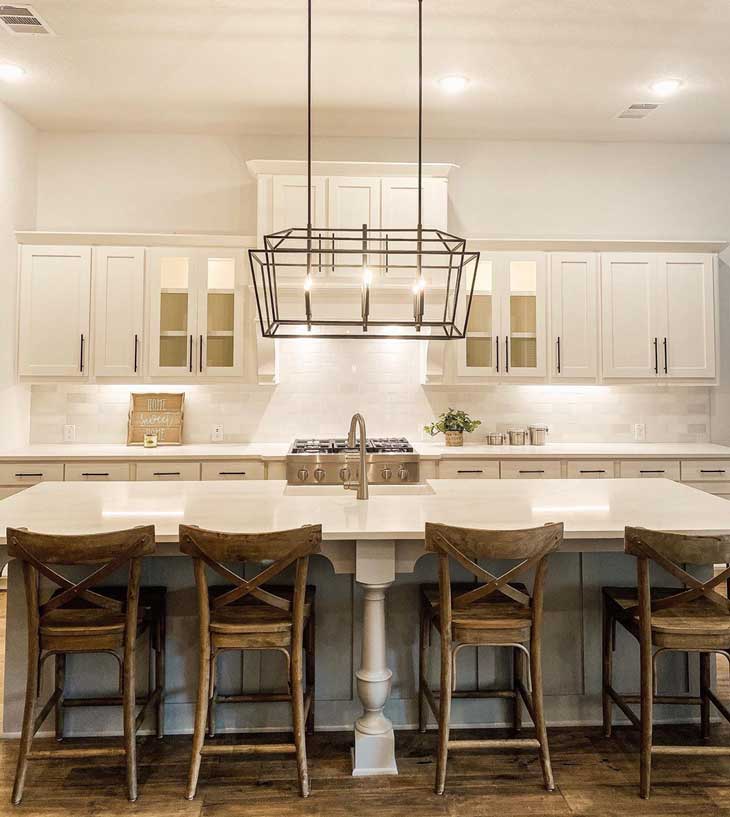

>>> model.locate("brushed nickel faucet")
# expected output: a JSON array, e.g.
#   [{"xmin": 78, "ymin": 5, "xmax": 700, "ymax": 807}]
[{"xmin": 345, "ymin": 412, "xmax": 369, "ymax": 500}]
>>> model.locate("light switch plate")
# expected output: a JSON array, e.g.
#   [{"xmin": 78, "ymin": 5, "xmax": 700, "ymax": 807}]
[
  {"xmin": 63, "ymin": 424, "xmax": 76, "ymax": 442},
  {"xmin": 633, "ymin": 423, "xmax": 646, "ymax": 441},
  {"xmin": 212, "ymin": 424, "xmax": 224, "ymax": 442}
]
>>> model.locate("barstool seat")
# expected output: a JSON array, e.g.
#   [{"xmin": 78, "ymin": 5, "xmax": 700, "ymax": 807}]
[
  {"xmin": 421, "ymin": 582, "xmax": 532, "ymax": 643},
  {"xmin": 209, "ymin": 585, "xmax": 315, "ymax": 637}
]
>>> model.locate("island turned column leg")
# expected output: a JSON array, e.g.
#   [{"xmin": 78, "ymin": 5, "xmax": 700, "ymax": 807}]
[{"xmin": 352, "ymin": 540, "xmax": 398, "ymax": 776}]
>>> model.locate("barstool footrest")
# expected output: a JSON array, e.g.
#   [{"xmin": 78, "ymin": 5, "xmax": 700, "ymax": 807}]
[
  {"xmin": 447, "ymin": 738, "xmax": 540, "ymax": 751},
  {"xmin": 200, "ymin": 743, "xmax": 296, "ymax": 756},
  {"xmin": 652, "ymin": 745, "xmax": 730, "ymax": 756},
  {"xmin": 27, "ymin": 747, "xmax": 125, "ymax": 760}
]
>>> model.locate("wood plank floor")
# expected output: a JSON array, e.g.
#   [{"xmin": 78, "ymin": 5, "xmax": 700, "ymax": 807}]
[{"xmin": 0, "ymin": 724, "xmax": 730, "ymax": 817}]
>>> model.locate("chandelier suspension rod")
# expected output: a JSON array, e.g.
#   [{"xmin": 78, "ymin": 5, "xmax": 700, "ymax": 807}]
[
  {"xmin": 418, "ymin": 0, "xmax": 423, "ymax": 231},
  {"xmin": 307, "ymin": 0, "xmax": 312, "ymax": 233}
]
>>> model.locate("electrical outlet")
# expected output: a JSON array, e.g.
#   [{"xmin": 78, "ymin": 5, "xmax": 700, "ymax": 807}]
[
  {"xmin": 63, "ymin": 424, "xmax": 76, "ymax": 443},
  {"xmin": 633, "ymin": 423, "xmax": 646, "ymax": 441},
  {"xmin": 212, "ymin": 424, "xmax": 224, "ymax": 442}
]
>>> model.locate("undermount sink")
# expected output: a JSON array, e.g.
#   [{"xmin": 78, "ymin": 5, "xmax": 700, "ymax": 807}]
[{"xmin": 284, "ymin": 483, "xmax": 435, "ymax": 497}]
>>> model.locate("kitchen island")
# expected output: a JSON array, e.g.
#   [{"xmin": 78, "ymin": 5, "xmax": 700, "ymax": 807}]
[{"xmin": 1, "ymin": 477, "xmax": 729, "ymax": 776}]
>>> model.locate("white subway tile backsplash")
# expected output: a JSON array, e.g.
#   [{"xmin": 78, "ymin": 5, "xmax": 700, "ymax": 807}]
[{"xmin": 28, "ymin": 340, "xmax": 713, "ymax": 445}]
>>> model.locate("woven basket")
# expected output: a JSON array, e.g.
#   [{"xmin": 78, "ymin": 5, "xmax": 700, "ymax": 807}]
[{"xmin": 444, "ymin": 431, "xmax": 464, "ymax": 447}]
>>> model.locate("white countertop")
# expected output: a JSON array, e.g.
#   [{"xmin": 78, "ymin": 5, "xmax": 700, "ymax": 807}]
[
  {"xmin": 1, "ymin": 441, "xmax": 729, "ymax": 462},
  {"xmin": 2, "ymin": 478, "xmax": 730, "ymax": 544}
]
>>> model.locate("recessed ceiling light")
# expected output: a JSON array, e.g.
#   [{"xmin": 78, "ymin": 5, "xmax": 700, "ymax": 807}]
[
  {"xmin": 438, "ymin": 75, "xmax": 469, "ymax": 94},
  {"xmin": 650, "ymin": 78, "xmax": 683, "ymax": 97},
  {"xmin": 0, "ymin": 63, "xmax": 26, "ymax": 82}
]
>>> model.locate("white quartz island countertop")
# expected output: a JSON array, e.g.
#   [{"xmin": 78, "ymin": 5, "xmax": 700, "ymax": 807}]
[
  {"xmin": 2, "ymin": 477, "xmax": 730, "ymax": 546},
  {"xmin": 1, "ymin": 441, "xmax": 730, "ymax": 461}
]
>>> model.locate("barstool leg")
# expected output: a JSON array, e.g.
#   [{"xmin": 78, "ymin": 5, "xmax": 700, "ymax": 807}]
[
  {"xmin": 55, "ymin": 653, "xmax": 66, "ymax": 741},
  {"xmin": 418, "ymin": 602, "xmax": 429, "ymax": 733},
  {"xmin": 512, "ymin": 646, "xmax": 522, "ymax": 733},
  {"xmin": 305, "ymin": 611, "xmax": 316, "ymax": 735},
  {"xmin": 435, "ymin": 635, "xmax": 453, "ymax": 795},
  {"xmin": 11, "ymin": 635, "xmax": 40, "ymax": 805},
  {"xmin": 187, "ymin": 637, "xmax": 211, "ymax": 799},
  {"xmin": 207, "ymin": 654, "xmax": 217, "ymax": 738},
  {"xmin": 156, "ymin": 611, "xmax": 166, "ymax": 739},
  {"xmin": 291, "ymin": 647, "xmax": 310, "ymax": 797},
  {"xmin": 529, "ymin": 635, "xmax": 555, "ymax": 792},
  {"xmin": 602, "ymin": 598, "xmax": 613, "ymax": 738},
  {"xmin": 700, "ymin": 652, "xmax": 711, "ymax": 740},
  {"xmin": 123, "ymin": 645, "xmax": 138, "ymax": 801}
]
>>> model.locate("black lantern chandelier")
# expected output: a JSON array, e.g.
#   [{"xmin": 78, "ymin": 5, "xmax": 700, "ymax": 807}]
[{"xmin": 248, "ymin": 0, "xmax": 480, "ymax": 340}]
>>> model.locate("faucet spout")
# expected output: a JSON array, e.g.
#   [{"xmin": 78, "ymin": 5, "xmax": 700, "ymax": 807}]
[{"xmin": 345, "ymin": 413, "xmax": 369, "ymax": 500}]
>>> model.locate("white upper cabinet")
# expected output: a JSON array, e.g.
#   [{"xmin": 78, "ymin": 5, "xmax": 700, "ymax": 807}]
[
  {"xmin": 601, "ymin": 252, "xmax": 715, "ymax": 379},
  {"xmin": 601, "ymin": 253, "xmax": 662, "ymax": 378},
  {"xmin": 458, "ymin": 252, "xmax": 547, "ymax": 379},
  {"xmin": 18, "ymin": 245, "xmax": 91, "ymax": 378},
  {"xmin": 328, "ymin": 177, "xmax": 381, "ymax": 277},
  {"xmin": 550, "ymin": 253, "xmax": 598, "ymax": 379},
  {"xmin": 92, "ymin": 247, "xmax": 145, "ymax": 378},
  {"xmin": 657, "ymin": 253, "xmax": 716, "ymax": 379},
  {"xmin": 147, "ymin": 248, "xmax": 245, "ymax": 379}
]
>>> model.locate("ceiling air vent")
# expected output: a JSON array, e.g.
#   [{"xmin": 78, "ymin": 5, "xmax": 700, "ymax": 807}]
[
  {"xmin": 0, "ymin": 5, "xmax": 53, "ymax": 35},
  {"xmin": 617, "ymin": 103, "xmax": 661, "ymax": 120}
]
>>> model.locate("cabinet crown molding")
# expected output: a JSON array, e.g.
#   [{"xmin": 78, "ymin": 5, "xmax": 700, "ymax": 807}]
[
  {"xmin": 15, "ymin": 232, "xmax": 257, "ymax": 248},
  {"xmin": 245, "ymin": 159, "xmax": 457, "ymax": 178}
]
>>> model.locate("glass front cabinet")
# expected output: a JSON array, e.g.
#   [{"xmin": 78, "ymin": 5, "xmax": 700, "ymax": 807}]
[
  {"xmin": 147, "ymin": 248, "xmax": 245, "ymax": 378},
  {"xmin": 458, "ymin": 252, "xmax": 547, "ymax": 379}
]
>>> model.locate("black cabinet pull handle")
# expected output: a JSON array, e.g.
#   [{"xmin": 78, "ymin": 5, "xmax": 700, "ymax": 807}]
[
  {"xmin": 133, "ymin": 334, "xmax": 139, "ymax": 372},
  {"xmin": 457, "ymin": 469, "xmax": 483, "ymax": 474},
  {"xmin": 519, "ymin": 469, "xmax": 544, "ymax": 474},
  {"xmin": 700, "ymin": 469, "xmax": 726, "ymax": 474},
  {"xmin": 14, "ymin": 472, "xmax": 43, "ymax": 478},
  {"xmin": 580, "ymin": 469, "xmax": 606, "ymax": 474},
  {"xmin": 153, "ymin": 471, "xmax": 181, "ymax": 476},
  {"xmin": 189, "ymin": 335, "xmax": 193, "ymax": 373},
  {"xmin": 640, "ymin": 469, "xmax": 665, "ymax": 474},
  {"xmin": 557, "ymin": 336, "xmax": 561, "ymax": 374},
  {"xmin": 653, "ymin": 337, "xmax": 658, "ymax": 374},
  {"xmin": 79, "ymin": 333, "xmax": 85, "ymax": 372},
  {"xmin": 81, "ymin": 472, "xmax": 110, "ymax": 477},
  {"xmin": 199, "ymin": 334, "xmax": 203, "ymax": 373},
  {"xmin": 505, "ymin": 336, "xmax": 509, "ymax": 373},
  {"xmin": 663, "ymin": 337, "xmax": 668, "ymax": 374},
  {"xmin": 219, "ymin": 471, "xmax": 247, "ymax": 476},
  {"xmin": 496, "ymin": 336, "xmax": 499, "ymax": 373}
]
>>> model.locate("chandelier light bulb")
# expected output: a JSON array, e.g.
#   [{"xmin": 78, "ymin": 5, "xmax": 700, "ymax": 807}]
[{"xmin": 303, "ymin": 274, "xmax": 313, "ymax": 292}]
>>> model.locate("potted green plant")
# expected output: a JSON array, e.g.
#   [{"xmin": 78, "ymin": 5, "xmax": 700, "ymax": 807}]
[{"xmin": 424, "ymin": 408, "xmax": 482, "ymax": 447}]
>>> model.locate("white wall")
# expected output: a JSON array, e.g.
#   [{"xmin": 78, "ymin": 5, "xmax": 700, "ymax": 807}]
[
  {"xmin": 0, "ymin": 102, "xmax": 35, "ymax": 447},
  {"xmin": 30, "ymin": 131, "xmax": 730, "ymax": 444}
]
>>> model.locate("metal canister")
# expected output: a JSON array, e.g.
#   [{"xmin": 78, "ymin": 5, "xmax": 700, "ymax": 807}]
[
  {"xmin": 508, "ymin": 429, "xmax": 528, "ymax": 445},
  {"xmin": 486, "ymin": 432, "xmax": 507, "ymax": 445},
  {"xmin": 528, "ymin": 424, "xmax": 549, "ymax": 446}
]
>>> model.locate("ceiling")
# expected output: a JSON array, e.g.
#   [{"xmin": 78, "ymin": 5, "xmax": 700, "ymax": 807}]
[{"xmin": 1, "ymin": 0, "xmax": 730, "ymax": 141}]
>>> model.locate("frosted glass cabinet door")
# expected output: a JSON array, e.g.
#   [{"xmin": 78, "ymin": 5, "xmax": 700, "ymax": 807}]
[
  {"xmin": 500, "ymin": 253, "xmax": 547, "ymax": 378},
  {"xmin": 197, "ymin": 252, "xmax": 245, "ymax": 377},
  {"xmin": 18, "ymin": 245, "xmax": 91, "ymax": 378},
  {"xmin": 147, "ymin": 248, "xmax": 197, "ymax": 377},
  {"xmin": 457, "ymin": 257, "xmax": 500, "ymax": 376},
  {"xmin": 550, "ymin": 253, "xmax": 598, "ymax": 379},
  {"xmin": 92, "ymin": 247, "xmax": 145, "ymax": 378}
]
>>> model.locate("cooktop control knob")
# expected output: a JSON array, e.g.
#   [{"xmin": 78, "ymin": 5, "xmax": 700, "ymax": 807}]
[
  {"xmin": 381, "ymin": 466, "xmax": 393, "ymax": 481},
  {"xmin": 297, "ymin": 468, "xmax": 309, "ymax": 482},
  {"xmin": 339, "ymin": 466, "xmax": 351, "ymax": 483},
  {"xmin": 398, "ymin": 465, "xmax": 409, "ymax": 481},
  {"xmin": 314, "ymin": 467, "xmax": 326, "ymax": 483}
]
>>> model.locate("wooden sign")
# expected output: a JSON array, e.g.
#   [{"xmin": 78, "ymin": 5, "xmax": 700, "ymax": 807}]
[{"xmin": 127, "ymin": 393, "xmax": 184, "ymax": 446}]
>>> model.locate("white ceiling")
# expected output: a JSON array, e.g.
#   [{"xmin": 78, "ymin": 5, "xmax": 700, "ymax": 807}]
[{"xmin": 1, "ymin": 0, "xmax": 730, "ymax": 141}]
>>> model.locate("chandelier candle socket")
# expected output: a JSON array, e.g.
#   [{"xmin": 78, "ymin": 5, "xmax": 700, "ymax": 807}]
[{"xmin": 248, "ymin": 0, "xmax": 480, "ymax": 340}]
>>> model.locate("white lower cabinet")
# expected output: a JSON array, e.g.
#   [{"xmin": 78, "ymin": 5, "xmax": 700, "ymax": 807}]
[
  {"xmin": 500, "ymin": 460, "xmax": 562, "ymax": 479},
  {"xmin": 64, "ymin": 462, "xmax": 131, "ymax": 481},
  {"xmin": 438, "ymin": 460, "xmax": 500, "ymax": 479},
  {"xmin": 566, "ymin": 461, "xmax": 615, "ymax": 479},
  {"xmin": 201, "ymin": 461, "xmax": 265, "ymax": 480},
  {"xmin": 0, "ymin": 462, "xmax": 65, "ymax": 485},
  {"xmin": 136, "ymin": 462, "xmax": 201, "ymax": 481},
  {"xmin": 619, "ymin": 460, "xmax": 681, "ymax": 480},
  {"xmin": 680, "ymin": 460, "xmax": 730, "ymax": 482}
]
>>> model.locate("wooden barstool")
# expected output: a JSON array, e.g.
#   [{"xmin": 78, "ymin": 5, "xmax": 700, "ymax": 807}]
[
  {"xmin": 418, "ymin": 521, "xmax": 562, "ymax": 795},
  {"xmin": 180, "ymin": 523, "xmax": 320, "ymax": 800},
  {"xmin": 6, "ymin": 525, "xmax": 165, "ymax": 805},
  {"xmin": 602, "ymin": 525, "xmax": 730, "ymax": 799}
]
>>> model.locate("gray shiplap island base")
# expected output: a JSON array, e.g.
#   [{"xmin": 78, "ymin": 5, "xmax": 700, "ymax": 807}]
[{"xmin": 0, "ymin": 478, "xmax": 727, "ymax": 776}]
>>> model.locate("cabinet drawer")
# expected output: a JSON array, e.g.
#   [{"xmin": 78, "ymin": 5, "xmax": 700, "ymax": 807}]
[
  {"xmin": 65, "ymin": 462, "xmax": 131, "ymax": 481},
  {"xmin": 567, "ymin": 461, "xmax": 615, "ymax": 479},
  {"xmin": 136, "ymin": 462, "xmax": 200, "ymax": 481},
  {"xmin": 201, "ymin": 461, "xmax": 265, "ymax": 481},
  {"xmin": 438, "ymin": 460, "xmax": 499, "ymax": 479},
  {"xmin": 681, "ymin": 461, "xmax": 730, "ymax": 482},
  {"xmin": 501, "ymin": 460, "xmax": 562, "ymax": 479},
  {"xmin": 683, "ymin": 481, "xmax": 730, "ymax": 496},
  {"xmin": 619, "ymin": 460, "xmax": 680, "ymax": 480},
  {"xmin": 0, "ymin": 462, "xmax": 64, "ymax": 485}
]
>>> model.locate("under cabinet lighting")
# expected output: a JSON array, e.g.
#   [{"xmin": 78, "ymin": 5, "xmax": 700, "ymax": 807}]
[
  {"xmin": 439, "ymin": 75, "xmax": 469, "ymax": 93},
  {"xmin": 650, "ymin": 78, "xmax": 683, "ymax": 97},
  {"xmin": 0, "ymin": 63, "xmax": 26, "ymax": 82}
]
